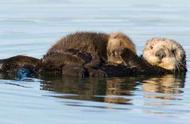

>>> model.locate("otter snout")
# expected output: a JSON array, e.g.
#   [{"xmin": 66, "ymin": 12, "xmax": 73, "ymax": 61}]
[{"xmin": 155, "ymin": 49, "xmax": 166, "ymax": 60}]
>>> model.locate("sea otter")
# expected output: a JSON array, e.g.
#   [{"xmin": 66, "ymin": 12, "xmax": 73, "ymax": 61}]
[
  {"xmin": 0, "ymin": 32, "xmax": 187, "ymax": 79},
  {"xmin": 41, "ymin": 32, "xmax": 108, "ymax": 77}
]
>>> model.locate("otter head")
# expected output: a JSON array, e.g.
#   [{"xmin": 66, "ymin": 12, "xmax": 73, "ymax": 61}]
[
  {"xmin": 143, "ymin": 38, "xmax": 186, "ymax": 72},
  {"xmin": 107, "ymin": 32, "xmax": 136, "ymax": 65}
]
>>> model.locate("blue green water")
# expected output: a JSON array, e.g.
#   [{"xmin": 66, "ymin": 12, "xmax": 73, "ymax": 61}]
[{"xmin": 0, "ymin": 0, "xmax": 190, "ymax": 124}]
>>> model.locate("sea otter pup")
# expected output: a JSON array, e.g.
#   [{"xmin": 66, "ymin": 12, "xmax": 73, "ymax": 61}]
[
  {"xmin": 143, "ymin": 38, "xmax": 186, "ymax": 72},
  {"xmin": 44, "ymin": 32, "xmax": 108, "ymax": 66},
  {"xmin": 40, "ymin": 32, "xmax": 136, "ymax": 77}
]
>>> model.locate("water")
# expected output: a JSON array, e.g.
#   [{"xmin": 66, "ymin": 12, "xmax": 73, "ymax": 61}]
[{"xmin": 0, "ymin": 0, "xmax": 190, "ymax": 124}]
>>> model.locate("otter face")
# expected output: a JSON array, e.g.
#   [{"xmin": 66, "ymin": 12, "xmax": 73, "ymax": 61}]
[
  {"xmin": 143, "ymin": 38, "xmax": 186, "ymax": 71},
  {"xmin": 107, "ymin": 32, "xmax": 136, "ymax": 65}
]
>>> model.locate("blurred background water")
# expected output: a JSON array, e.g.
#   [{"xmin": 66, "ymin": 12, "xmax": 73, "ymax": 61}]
[{"xmin": 0, "ymin": 0, "xmax": 190, "ymax": 124}]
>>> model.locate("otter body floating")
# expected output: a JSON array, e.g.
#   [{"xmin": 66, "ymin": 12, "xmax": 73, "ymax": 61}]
[{"xmin": 0, "ymin": 32, "xmax": 187, "ymax": 79}]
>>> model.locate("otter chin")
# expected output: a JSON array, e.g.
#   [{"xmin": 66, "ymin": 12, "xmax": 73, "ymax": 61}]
[{"xmin": 143, "ymin": 38, "xmax": 186, "ymax": 72}]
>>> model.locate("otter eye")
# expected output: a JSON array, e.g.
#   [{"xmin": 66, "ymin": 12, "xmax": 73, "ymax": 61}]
[{"xmin": 171, "ymin": 49, "xmax": 176, "ymax": 55}]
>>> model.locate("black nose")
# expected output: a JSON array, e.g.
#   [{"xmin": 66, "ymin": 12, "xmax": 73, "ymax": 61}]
[{"xmin": 155, "ymin": 49, "xmax": 166, "ymax": 60}]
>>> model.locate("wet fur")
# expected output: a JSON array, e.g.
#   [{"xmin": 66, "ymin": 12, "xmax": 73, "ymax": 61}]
[
  {"xmin": 0, "ymin": 55, "xmax": 40, "ymax": 73},
  {"xmin": 107, "ymin": 32, "xmax": 136, "ymax": 65},
  {"xmin": 0, "ymin": 32, "xmax": 187, "ymax": 78},
  {"xmin": 41, "ymin": 32, "xmax": 109, "ymax": 77},
  {"xmin": 44, "ymin": 32, "xmax": 109, "ymax": 67},
  {"xmin": 143, "ymin": 38, "xmax": 187, "ymax": 72},
  {"xmin": 0, "ymin": 55, "xmax": 40, "ymax": 79}
]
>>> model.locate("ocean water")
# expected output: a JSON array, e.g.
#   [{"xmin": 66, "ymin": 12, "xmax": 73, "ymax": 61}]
[{"xmin": 0, "ymin": 0, "xmax": 190, "ymax": 124}]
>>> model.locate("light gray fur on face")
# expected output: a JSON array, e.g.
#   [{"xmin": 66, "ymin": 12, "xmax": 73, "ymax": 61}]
[{"xmin": 143, "ymin": 38, "xmax": 186, "ymax": 71}]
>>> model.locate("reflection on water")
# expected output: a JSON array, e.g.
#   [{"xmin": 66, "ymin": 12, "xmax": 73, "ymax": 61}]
[
  {"xmin": 140, "ymin": 74, "xmax": 186, "ymax": 116},
  {"xmin": 41, "ymin": 77, "xmax": 138, "ymax": 105},
  {"xmin": 104, "ymin": 77, "xmax": 137, "ymax": 104},
  {"xmin": 143, "ymin": 75, "xmax": 185, "ymax": 100},
  {"xmin": 41, "ymin": 74, "xmax": 186, "ymax": 106},
  {"xmin": 41, "ymin": 78, "xmax": 107, "ymax": 102}
]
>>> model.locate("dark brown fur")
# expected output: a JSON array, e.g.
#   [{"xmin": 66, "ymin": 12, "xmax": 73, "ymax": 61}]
[
  {"xmin": 0, "ymin": 55, "xmax": 40, "ymax": 73},
  {"xmin": 41, "ymin": 32, "xmax": 109, "ymax": 77},
  {"xmin": 44, "ymin": 32, "xmax": 109, "ymax": 66},
  {"xmin": 0, "ymin": 55, "xmax": 40, "ymax": 79}
]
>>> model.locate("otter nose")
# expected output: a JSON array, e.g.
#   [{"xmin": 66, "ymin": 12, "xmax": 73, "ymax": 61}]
[{"xmin": 155, "ymin": 49, "xmax": 166, "ymax": 60}]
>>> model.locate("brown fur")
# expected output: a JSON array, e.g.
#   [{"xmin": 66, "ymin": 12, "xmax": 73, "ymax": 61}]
[
  {"xmin": 38, "ymin": 32, "xmax": 187, "ymax": 77},
  {"xmin": 0, "ymin": 55, "xmax": 40, "ymax": 79},
  {"xmin": 0, "ymin": 55, "xmax": 40, "ymax": 73},
  {"xmin": 107, "ymin": 32, "xmax": 136, "ymax": 65},
  {"xmin": 0, "ymin": 32, "xmax": 187, "ymax": 78},
  {"xmin": 41, "ymin": 32, "xmax": 110, "ymax": 77},
  {"xmin": 44, "ymin": 32, "xmax": 109, "ymax": 66},
  {"xmin": 42, "ymin": 32, "xmax": 137, "ymax": 76}
]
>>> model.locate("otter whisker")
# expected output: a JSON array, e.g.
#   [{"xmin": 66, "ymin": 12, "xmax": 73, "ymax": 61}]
[
  {"xmin": 175, "ymin": 63, "xmax": 180, "ymax": 72},
  {"xmin": 174, "ymin": 64, "xmax": 178, "ymax": 74},
  {"xmin": 176, "ymin": 60, "xmax": 185, "ymax": 69}
]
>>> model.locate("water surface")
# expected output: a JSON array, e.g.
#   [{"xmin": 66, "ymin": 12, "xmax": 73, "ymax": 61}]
[{"xmin": 0, "ymin": 0, "xmax": 190, "ymax": 124}]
